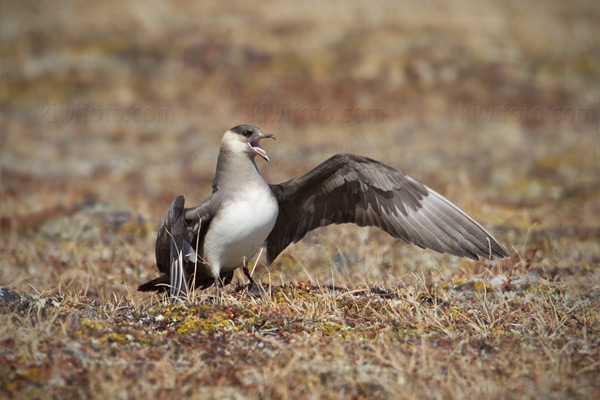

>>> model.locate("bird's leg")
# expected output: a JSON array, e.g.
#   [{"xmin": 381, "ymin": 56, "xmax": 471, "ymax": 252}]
[
  {"xmin": 213, "ymin": 276, "xmax": 223, "ymax": 304},
  {"xmin": 242, "ymin": 256, "xmax": 256, "ymax": 287},
  {"xmin": 242, "ymin": 256, "xmax": 262, "ymax": 297}
]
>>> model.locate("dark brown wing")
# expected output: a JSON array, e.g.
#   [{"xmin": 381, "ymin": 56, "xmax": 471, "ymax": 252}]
[
  {"xmin": 153, "ymin": 195, "xmax": 215, "ymax": 274},
  {"xmin": 139, "ymin": 194, "xmax": 216, "ymax": 296},
  {"xmin": 266, "ymin": 153, "xmax": 508, "ymax": 264},
  {"xmin": 154, "ymin": 195, "xmax": 185, "ymax": 277}
]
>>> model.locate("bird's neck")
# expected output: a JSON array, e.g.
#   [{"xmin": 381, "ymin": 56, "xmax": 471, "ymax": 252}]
[{"xmin": 212, "ymin": 150, "xmax": 264, "ymax": 193}]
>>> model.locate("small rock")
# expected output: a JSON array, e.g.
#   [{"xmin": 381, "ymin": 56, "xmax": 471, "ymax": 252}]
[{"xmin": 0, "ymin": 287, "xmax": 22, "ymax": 306}]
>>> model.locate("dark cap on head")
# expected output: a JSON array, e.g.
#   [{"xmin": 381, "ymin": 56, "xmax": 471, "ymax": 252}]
[{"xmin": 230, "ymin": 125, "xmax": 262, "ymax": 138}]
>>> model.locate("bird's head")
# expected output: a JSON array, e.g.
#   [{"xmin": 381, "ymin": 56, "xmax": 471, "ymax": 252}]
[{"xmin": 221, "ymin": 125, "xmax": 276, "ymax": 162}]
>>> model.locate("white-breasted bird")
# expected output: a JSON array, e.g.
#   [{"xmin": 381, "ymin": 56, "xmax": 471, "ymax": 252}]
[{"xmin": 139, "ymin": 125, "xmax": 508, "ymax": 301}]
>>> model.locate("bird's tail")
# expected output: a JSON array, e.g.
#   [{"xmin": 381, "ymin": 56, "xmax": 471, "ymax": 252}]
[{"xmin": 138, "ymin": 275, "xmax": 170, "ymax": 293}]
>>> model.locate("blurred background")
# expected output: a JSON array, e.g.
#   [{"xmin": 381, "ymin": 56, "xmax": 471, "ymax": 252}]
[{"xmin": 1, "ymin": 0, "xmax": 598, "ymax": 294}]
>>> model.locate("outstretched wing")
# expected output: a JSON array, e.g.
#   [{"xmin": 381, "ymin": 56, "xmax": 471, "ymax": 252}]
[{"xmin": 266, "ymin": 153, "xmax": 508, "ymax": 264}]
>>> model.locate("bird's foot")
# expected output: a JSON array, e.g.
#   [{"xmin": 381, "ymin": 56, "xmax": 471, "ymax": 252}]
[
  {"xmin": 241, "ymin": 257, "xmax": 256, "ymax": 286},
  {"xmin": 214, "ymin": 276, "xmax": 223, "ymax": 289},
  {"xmin": 213, "ymin": 277, "xmax": 224, "ymax": 304},
  {"xmin": 241, "ymin": 257, "xmax": 263, "ymax": 297},
  {"xmin": 246, "ymin": 281, "xmax": 264, "ymax": 297}
]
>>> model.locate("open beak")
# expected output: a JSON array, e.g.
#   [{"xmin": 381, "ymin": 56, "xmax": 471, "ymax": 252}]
[{"xmin": 248, "ymin": 134, "xmax": 276, "ymax": 162}]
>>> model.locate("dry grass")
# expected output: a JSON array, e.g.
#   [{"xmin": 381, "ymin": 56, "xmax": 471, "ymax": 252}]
[{"xmin": 1, "ymin": 0, "xmax": 599, "ymax": 399}]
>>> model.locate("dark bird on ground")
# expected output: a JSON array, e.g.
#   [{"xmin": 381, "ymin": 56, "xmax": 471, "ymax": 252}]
[{"xmin": 138, "ymin": 125, "xmax": 508, "ymax": 301}]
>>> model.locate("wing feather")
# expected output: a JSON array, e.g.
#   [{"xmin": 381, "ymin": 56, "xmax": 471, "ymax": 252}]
[
  {"xmin": 266, "ymin": 153, "xmax": 508, "ymax": 264},
  {"xmin": 140, "ymin": 194, "xmax": 218, "ymax": 295}
]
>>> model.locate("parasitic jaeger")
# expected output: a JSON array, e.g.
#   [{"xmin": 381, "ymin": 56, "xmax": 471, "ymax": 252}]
[{"xmin": 139, "ymin": 125, "xmax": 508, "ymax": 301}]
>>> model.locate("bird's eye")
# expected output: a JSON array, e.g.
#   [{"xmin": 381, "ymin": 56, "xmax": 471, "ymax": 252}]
[{"xmin": 242, "ymin": 130, "xmax": 252, "ymax": 137}]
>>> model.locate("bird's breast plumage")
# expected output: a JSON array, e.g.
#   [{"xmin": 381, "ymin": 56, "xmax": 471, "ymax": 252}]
[{"xmin": 203, "ymin": 185, "xmax": 279, "ymax": 273}]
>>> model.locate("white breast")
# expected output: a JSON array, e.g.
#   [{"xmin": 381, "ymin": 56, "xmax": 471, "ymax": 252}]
[{"xmin": 203, "ymin": 187, "xmax": 279, "ymax": 275}]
